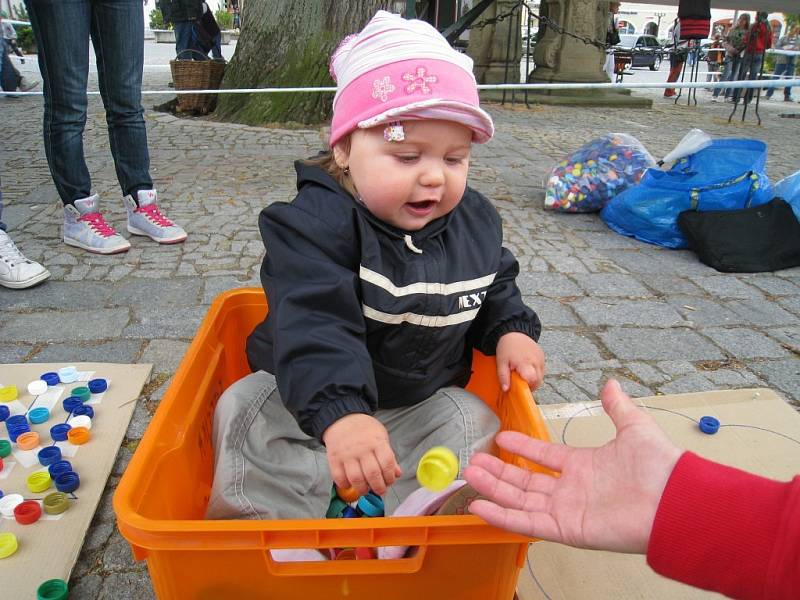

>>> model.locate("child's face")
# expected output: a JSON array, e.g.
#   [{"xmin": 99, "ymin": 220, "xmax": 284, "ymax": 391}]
[{"xmin": 338, "ymin": 120, "xmax": 472, "ymax": 231}]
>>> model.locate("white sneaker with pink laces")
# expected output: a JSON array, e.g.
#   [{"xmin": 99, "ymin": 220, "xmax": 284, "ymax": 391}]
[
  {"xmin": 124, "ymin": 190, "xmax": 187, "ymax": 244},
  {"xmin": 63, "ymin": 195, "xmax": 131, "ymax": 254}
]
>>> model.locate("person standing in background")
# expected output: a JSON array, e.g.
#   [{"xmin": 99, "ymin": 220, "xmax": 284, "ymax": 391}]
[
  {"xmin": 733, "ymin": 11, "xmax": 772, "ymax": 104},
  {"xmin": 663, "ymin": 18, "xmax": 686, "ymax": 98},
  {"xmin": 765, "ymin": 25, "xmax": 799, "ymax": 102},
  {"xmin": 24, "ymin": 0, "xmax": 187, "ymax": 254},
  {"xmin": 158, "ymin": 0, "xmax": 204, "ymax": 58},
  {"xmin": 712, "ymin": 13, "xmax": 750, "ymax": 102}
]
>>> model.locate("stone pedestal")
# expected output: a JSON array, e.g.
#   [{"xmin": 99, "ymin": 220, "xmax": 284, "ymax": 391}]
[
  {"xmin": 529, "ymin": 0, "xmax": 650, "ymax": 106},
  {"xmin": 467, "ymin": 0, "xmax": 650, "ymax": 107},
  {"xmin": 467, "ymin": 0, "xmax": 522, "ymax": 87}
]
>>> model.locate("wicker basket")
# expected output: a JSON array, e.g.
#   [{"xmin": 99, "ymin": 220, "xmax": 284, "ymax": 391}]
[{"xmin": 170, "ymin": 50, "xmax": 226, "ymax": 115}]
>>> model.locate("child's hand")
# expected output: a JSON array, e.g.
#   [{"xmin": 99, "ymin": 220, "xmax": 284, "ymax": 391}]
[
  {"xmin": 495, "ymin": 332, "xmax": 545, "ymax": 392},
  {"xmin": 322, "ymin": 413, "xmax": 402, "ymax": 496}
]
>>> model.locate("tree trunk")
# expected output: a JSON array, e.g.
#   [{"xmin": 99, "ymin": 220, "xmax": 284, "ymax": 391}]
[{"xmin": 216, "ymin": 0, "xmax": 391, "ymax": 125}]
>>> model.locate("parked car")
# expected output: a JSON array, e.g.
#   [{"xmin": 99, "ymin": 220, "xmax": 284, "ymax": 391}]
[{"xmin": 615, "ymin": 34, "xmax": 663, "ymax": 70}]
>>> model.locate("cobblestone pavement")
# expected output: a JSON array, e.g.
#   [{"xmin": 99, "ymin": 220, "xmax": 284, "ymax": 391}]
[{"xmin": 1, "ymin": 55, "xmax": 799, "ymax": 598}]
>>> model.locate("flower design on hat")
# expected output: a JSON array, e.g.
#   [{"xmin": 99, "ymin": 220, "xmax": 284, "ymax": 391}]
[
  {"xmin": 371, "ymin": 76, "xmax": 396, "ymax": 102},
  {"xmin": 402, "ymin": 67, "xmax": 438, "ymax": 95}
]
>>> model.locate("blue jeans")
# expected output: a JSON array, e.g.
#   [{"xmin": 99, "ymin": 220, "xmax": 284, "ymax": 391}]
[
  {"xmin": 733, "ymin": 53, "xmax": 764, "ymax": 103},
  {"xmin": 765, "ymin": 59, "xmax": 796, "ymax": 99},
  {"xmin": 174, "ymin": 20, "xmax": 197, "ymax": 58},
  {"xmin": 713, "ymin": 55, "xmax": 740, "ymax": 98},
  {"xmin": 24, "ymin": 0, "xmax": 152, "ymax": 205}
]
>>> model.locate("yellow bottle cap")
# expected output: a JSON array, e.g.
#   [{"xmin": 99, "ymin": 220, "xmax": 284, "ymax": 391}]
[
  {"xmin": 0, "ymin": 385, "xmax": 18, "ymax": 403},
  {"xmin": 416, "ymin": 446, "xmax": 458, "ymax": 492},
  {"xmin": 0, "ymin": 532, "xmax": 18, "ymax": 559}
]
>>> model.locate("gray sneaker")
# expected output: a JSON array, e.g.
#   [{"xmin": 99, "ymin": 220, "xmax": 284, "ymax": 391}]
[
  {"xmin": 124, "ymin": 190, "xmax": 187, "ymax": 244},
  {"xmin": 63, "ymin": 195, "xmax": 131, "ymax": 254},
  {"xmin": 0, "ymin": 229, "xmax": 50, "ymax": 289}
]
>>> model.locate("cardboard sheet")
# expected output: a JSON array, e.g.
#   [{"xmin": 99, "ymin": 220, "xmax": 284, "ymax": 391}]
[
  {"xmin": 517, "ymin": 388, "xmax": 800, "ymax": 600},
  {"xmin": 0, "ymin": 363, "xmax": 151, "ymax": 598}
]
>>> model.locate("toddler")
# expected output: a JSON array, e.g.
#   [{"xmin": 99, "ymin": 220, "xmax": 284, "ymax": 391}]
[{"xmin": 207, "ymin": 11, "xmax": 544, "ymax": 520}]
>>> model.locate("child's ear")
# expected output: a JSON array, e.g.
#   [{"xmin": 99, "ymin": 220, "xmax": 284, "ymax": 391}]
[{"xmin": 332, "ymin": 144, "xmax": 350, "ymax": 171}]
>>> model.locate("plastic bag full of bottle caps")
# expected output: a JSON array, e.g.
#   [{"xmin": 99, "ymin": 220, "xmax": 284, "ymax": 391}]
[{"xmin": 544, "ymin": 133, "xmax": 655, "ymax": 213}]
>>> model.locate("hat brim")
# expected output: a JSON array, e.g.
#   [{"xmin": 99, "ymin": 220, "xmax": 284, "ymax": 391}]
[{"xmin": 356, "ymin": 98, "xmax": 494, "ymax": 144}]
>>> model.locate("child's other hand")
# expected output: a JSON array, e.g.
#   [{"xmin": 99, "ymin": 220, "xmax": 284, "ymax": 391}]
[
  {"xmin": 495, "ymin": 332, "xmax": 545, "ymax": 392},
  {"xmin": 322, "ymin": 413, "xmax": 402, "ymax": 496}
]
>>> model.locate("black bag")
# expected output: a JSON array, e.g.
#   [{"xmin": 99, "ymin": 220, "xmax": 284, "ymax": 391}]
[{"xmin": 678, "ymin": 198, "xmax": 800, "ymax": 272}]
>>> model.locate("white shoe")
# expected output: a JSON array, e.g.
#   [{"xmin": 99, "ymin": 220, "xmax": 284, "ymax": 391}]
[
  {"xmin": 124, "ymin": 189, "xmax": 187, "ymax": 244},
  {"xmin": 0, "ymin": 229, "xmax": 50, "ymax": 289},
  {"xmin": 63, "ymin": 195, "xmax": 131, "ymax": 254},
  {"xmin": 18, "ymin": 77, "xmax": 39, "ymax": 93}
]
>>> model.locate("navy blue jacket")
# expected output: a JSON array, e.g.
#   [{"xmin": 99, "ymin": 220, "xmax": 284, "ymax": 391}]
[{"xmin": 246, "ymin": 162, "xmax": 541, "ymax": 441}]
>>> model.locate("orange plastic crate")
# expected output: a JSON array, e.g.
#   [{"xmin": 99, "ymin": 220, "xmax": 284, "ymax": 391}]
[{"xmin": 114, "ymin": 288, "xmax": 551, "ymax": 599}]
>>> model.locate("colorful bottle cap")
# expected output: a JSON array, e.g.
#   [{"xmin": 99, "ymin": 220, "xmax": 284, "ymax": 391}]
[
  {"xmin": 0, "ymin": 456, "xmax": 3, "ymax": 472},
  {"xmin": 341, "ymin": 506, "xmax": 360, "ymax": 518},
  {"xmin": 37, "ymin": 579, "xmax": 69, "ymax": 600},
  {"xmin": 27, "ymin": 471, "xmax": 52, "ymax": 494},
  {"xmin": 0, "ymin": 533, "xmax": 18, "ymax": 559},
  {"xmin": 38, "ymin": 446, "xmax": 62, "ymax": 467},
  {"xmin": 88, "ymin": 378, "xmax": 108, "ymax": 394},
  {"xmin": 43, "ymin": 493, "xmax": 70, "ymax": 516},
  {"xmin": 326, "ymin": 496, "xmax": 349, "ymax": 519},
  {"xmin": 57, "ymin": 366, "xmax": 78, "ymax": 384},
  {"xmin": 6, "ymin": 414, "xmax": 31, "ymax": 442},
  {"xmin": 14, "ymin": 499, "xmax": 42, "ymax": 525},
  {"xmin": 0, "ymin": 493, "xmax": 24, "ymax": 517},
  {"xmin": 70, "ymin": 386, "xmax": 91, "ymax": 403},
  {"xmin": 67, "ymin": 426, "xmax": 91, "ymax": 445},
  {"xmin": 41, "ymin": 372, "xmax": 60, "ymax": 387},
  {"xmin": 27, "ymin": 380, "xmax": 48, "ymax": 396},
  {"xmin": 356, "ymin": 492, "xmax": 384, "ymax": 517},
  {"xmin": 333, "ymin": 548, "xmax": 357, "ymax": 560},
  {"xmin": 354, "ymin": 547, "xmax": 376, "ymax": 560},
  {"xmin": 699, "ymin": 416, "xmax": 720, "ymax": 434},
  {"xmin": 62, "ymin": 396, "xmax": 83, "ymax": 414},
  {"xmin": 50, "ymin": 423, "xmax": 72, "ymax": 442},
  {"xmin": 72, "ymin": 404, "xmax": 94, "ymax": 419},
  {"xmin": 28, "ymin": 407, "xmax": 50, "ymax": 424},
  {"xmin": 0, "ymin": 385, "xmax": 18, "ymax": 402},
  {"xmin": 0, "ymin": 405, "xmax": 9, "ymax": 422},
  {"xmin": 67, "ymin": 415, "xmax": 92, "ymax": 431},
  {"xmin": 0, "ymin": 440, "xmax": 10, "ymax": 458},
  {"xmin": 335, "ymin": 485, "xmax": 360, "ymax": 504},
  {"xmin": 16, "ymin": 431, "xmax": 41, "ymax": 451},
  {"xmin": 48, "ymin": 460, "xmax": 73, "ymax": 478},
  {"xmin": 54, "ymin": 471, "xmax": 80, "ymax": 493},
  {"xmin": 416, "ymin": 446, "xmax": 458, "ymax": 492}
]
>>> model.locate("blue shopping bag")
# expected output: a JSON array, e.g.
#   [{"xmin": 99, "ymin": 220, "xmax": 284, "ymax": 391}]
[{"xmin": 601, "ymin": 139, "xmax": 773, "ymax": 249}]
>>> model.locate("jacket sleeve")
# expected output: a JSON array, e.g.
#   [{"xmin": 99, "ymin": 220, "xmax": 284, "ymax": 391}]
[
  {"xmin": 258, "ymin": 202, "xmax": 377, "ymax": 441},
  {"xmin": 647, "ymin": 452, "xmax": 800, "ymax": 599},
  {"xmin": 467, "ymin": 211, "xmax": 541, "ymax": 355}
]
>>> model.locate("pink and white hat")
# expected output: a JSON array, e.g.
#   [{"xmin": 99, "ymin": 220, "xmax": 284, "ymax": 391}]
[{"xmin": 329, "ymin": 10, "xmax": 494, "ymax": 148}]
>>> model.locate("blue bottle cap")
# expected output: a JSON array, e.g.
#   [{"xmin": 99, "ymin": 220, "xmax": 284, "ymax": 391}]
[
  {"xmin": 699, "ymin": 416, "xmax": 720, "ymax": 435},
  {"xmin": 356, "ymin": 492, "xmax": 384, "ymax": 518},
  {"xmin": 87, "ymin": 379, "xmax": 108, "ymax": 394},
  {"xmin": 40, "ymin": 372, "xmax": 61, "ymax": 387},
  {"xmin": 28, "ymin": 407, "xmax": 51, "ymax": 425},
  {"xmin": 341, "ymin": 506, "xmax": 360, "ymax": 519},
  {"xmin": 50, "ymin": 424, "xmax": 72, "ymax": 442},
  {"xmin": 48, "ymin": 460, "xmax": 73, "ymax": 478},
  {"xmin": 72, "ymin": 405, "xmax": 94, "ymax": 419},
  {"xmin": 38, "ymin": 446, "xmax": 62, "ymax": 467},
  {"xmin": 0, "ymin": 405, "xmax": 9, "ymax": 422},
  {"xmin": 63, "ymin": 397, "xmax": 83, "ymax": 414},
  {"xmin": 54, "ymin": 471, "xmax": 80, "ymax": 493}
]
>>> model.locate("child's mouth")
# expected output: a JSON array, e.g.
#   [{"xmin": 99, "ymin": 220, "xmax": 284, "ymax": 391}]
[{"xmin": 405, "ymin": 200, "xmax": 436, "ymax": 216}]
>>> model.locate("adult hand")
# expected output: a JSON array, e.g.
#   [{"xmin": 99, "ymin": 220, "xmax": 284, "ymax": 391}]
[
  {"xmin": 323, "ymin": 413, "xmax": 402, "ymax": 496},
  {"xmin": 495, "ymin": 332, "xmax": 545, "ymax": 392},
  {"xmin": 464, "ymin": 380, "xmax": 682, "ymax": 554}
]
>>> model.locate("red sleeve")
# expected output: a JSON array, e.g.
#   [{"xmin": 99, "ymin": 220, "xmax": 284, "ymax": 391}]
[{"xmin": 647, "ymin": 452, "xmax": 800, "ymax": 600}]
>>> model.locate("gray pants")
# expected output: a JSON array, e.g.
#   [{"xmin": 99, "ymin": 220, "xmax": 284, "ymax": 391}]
[{"xmin": 206, "ymin": 371, "xmax": 500, "ymax": 520}]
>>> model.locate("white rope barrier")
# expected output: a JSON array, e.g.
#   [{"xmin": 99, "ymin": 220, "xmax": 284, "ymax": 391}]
[{"xmin": 2, "ymin": 79, "xmax": 799, "ymax": 97}]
